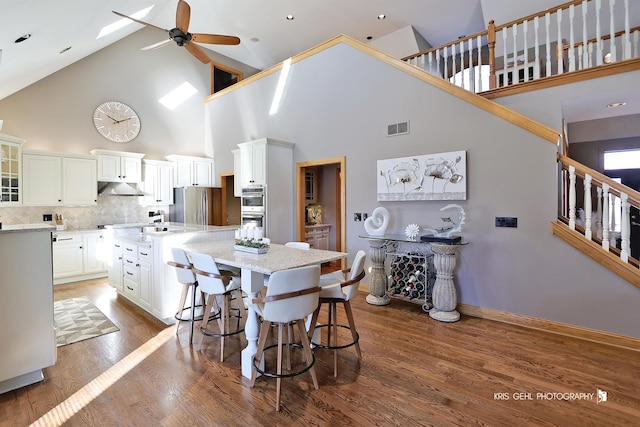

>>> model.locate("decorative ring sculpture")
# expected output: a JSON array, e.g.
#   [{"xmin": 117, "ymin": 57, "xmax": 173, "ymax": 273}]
[{"xmin": 364, "ymin": 207, "xmax": 390, "ymax": 236}]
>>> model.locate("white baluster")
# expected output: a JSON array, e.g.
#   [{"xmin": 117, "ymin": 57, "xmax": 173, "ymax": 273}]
[
  {"xmin": 443, "ymin": 46, "xmax": 449, "ymax": 82},
  {"xmin": 584, "ymin": 174, "xmax": 592, "ymax": 239},
  {"xmin": 596, "ymin": 0, "xmax": 603, "ymax": 65},
  {"xmin": 545, "ymin": 12, "xmax": 552, "ymax": 76},
  {"xmin": 634, "ymin": 30, "xmax": 639, "ymax": 58},
  {"xmin": 610, "ymin": 193, "xmax": 617, "ymax": 248},
  {"xmin": 557, "ymin": 8, "xmax": 564, "ymax": 74},
  {"xmin": 620, "ymin": 193, "xmax": 629, "ymax": 262},
  {"xmin": 569, "ymin": 5, "xmax": 576, "ymax": 72},
  {"xmin": 502, "ymin": 28, "xmax": 508, "ymax": 85},
  {"xmin": 436, "ymin": 49, "xmax": 441, "ymax": 78},
  {"xmin": 578, "ymin": 46, "xmax": 584, "ymax": 70},
  {"xmin": 477, "ymin": 35, "xmax": 483, "ymax": 92},
  {"xmin": 569, "ymin": 165, "xmax": 577, "ymax": 230},
  {"xmin": 588, "ymin": 42, "xmax": 594, "ymax": 67},
  {"xmin": 583, "ymin": 0, "xmax": 589, "ymax": 69},
  {"xmin": 468, "ymin": 38, "xmax": 475, "ymax": 92},
  {"xmin": 610, "ymin": 0, "xmax": 617, "ymax": 62},
  {"xmin": 624, "ymin": 0, "xmax": 631, "ymax": 59},
  {"xmin": 512, "ymin": 24, "xmax": 518, "ymax": 84},
  {"xmin": 596, "ymin": 186, "xmax": 603, "ymax": 239},
  {"xmin": 534, "ymin": 17, "xmax": 541, "ymax": 79},
  {"xmin": 460, "ymin": 41, "xmax": 466, "ymax": 89},
  {"xmin": 450, "ymin": 43, "xmax": 457, "ymax": 85},
  {"xmin": 602, "ymin": 183, "xmax": 610, "ymax": 250},
  {"xmin": 523, "ymin": 20, "xmax": 529, "ymax": 81},
  {"xmin": 428, "ymin": 51, "xmax": 434, "ymax": 75}
]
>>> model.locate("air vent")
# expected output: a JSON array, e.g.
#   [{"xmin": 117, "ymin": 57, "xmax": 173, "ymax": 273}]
[{"xmin": 387, "ymin": 121, "xmax": 410, "ymax": 137}]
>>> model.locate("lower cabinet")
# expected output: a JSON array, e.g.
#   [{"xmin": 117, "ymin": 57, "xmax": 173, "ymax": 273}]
[
  {"xmin": 109, "ymin": 239, "xmax": 124, "ymax": 292},
  {"xmin": 121, "ymin": 241, "xmax": 153, "ymax": 311},
  {"xmin": 53, "ymin": 231, "xmax": 108, "ymax": 285},
  {"xmin": 305, "ymin": 225, "xmax": 331, "ymax": 250}
]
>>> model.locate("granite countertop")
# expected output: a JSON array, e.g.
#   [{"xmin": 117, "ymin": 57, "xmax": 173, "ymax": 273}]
[{"xmin": 0, "ymin": 223, "xmax": 55, "ymax": 234}]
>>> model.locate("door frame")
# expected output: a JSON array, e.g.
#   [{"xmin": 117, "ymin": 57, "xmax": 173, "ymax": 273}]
[{"xmin": 296, "ymin": 157, "xmax": 346, "ymax": 269}]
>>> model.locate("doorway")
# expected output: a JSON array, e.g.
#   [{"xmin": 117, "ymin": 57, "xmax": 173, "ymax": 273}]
[
  {"xmin": 296, "ymin": 157, "xmax": 346, "ymax": 270},
  {"xmin": 219, "ymin": 172, "xmax": 241, "ymax": 226}
]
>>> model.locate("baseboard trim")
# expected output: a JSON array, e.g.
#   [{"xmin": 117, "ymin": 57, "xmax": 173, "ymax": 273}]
[
  {"xmin": 458, "ymin": 303, "xmax": 640, "ymax": 352},
  {"xmin": 358, "ymin": 283, "xmax": 640, "ymax": 352}
]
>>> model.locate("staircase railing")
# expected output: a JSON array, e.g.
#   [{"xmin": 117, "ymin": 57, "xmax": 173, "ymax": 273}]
[
  {"xmin": 557, "ymin": 154, "xmax": 640, "ymax": 273},
  {"xmin": 403, "ymin": 0, "xmax": 640, "ymax": 93}
]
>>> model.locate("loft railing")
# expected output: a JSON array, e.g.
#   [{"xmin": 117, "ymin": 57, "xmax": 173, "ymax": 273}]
[
  {"xmin": 403, "ymin": 0, "xmax": 640, "ymax": 92},
  {"xmin": 557, "ymin": 154, "xmax": 640, "ymax": 271}
]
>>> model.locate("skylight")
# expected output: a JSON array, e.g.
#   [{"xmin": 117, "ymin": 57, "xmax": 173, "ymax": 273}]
[
  {"xmin": 97, "ymin": 5, "xmax": 154, "ymax": 39},
  {"xmin": 159, "ymin": 82, "xmax": 198, "ymax": 110}
]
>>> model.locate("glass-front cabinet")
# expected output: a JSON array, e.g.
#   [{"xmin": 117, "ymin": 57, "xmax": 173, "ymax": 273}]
[{"xmin": 0, "ymin": 133, "xmax": 26, "ymax": 205}]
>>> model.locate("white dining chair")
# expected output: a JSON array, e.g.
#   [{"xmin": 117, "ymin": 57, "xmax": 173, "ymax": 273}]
[
  {"xmin": 308, "ymin": 250, "xmax": 366, "ymax": 377},
  {"xmin": 249, "ymin": 265, "xmax": 321, "ymax": 412}
]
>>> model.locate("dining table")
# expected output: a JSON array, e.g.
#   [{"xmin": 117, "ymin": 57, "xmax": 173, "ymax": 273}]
[{"xmin": 178, "ymin": 239, "xmax": 347, "ymax": 379}]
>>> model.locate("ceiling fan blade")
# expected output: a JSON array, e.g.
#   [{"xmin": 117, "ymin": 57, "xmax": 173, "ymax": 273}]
[
  {"xmin": 176, "ymin": 0, "xmax": 191, "ymax": 33},
  {"xmin": 141, "ymin": 39, "xmax": 173, "ymax": 51},
  {"xmin": 184, "ymin": 42, "xmax": 211, "ymax": 64},
  {"xmin": 191, "ymin": 33, "xmax": 240, "ymax": 45},
  {"xmin": 112, "ymin": 10, "xmax": 169, "ymax": 33}
]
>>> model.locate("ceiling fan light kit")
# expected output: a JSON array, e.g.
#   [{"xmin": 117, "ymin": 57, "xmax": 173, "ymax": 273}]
[{"xmin": 113, "ymin": 0, "xmax": 239, "ymax": 65}]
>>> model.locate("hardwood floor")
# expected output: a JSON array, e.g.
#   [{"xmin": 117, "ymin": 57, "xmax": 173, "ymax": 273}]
[{"xmin": 2, "ymin": 278, "xmax": 639, "ymax": 426}]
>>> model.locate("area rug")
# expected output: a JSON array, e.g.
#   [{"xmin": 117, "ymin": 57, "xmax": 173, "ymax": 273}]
[{"xmin": 54, "ymin": 297, "xmax": 119, "ymax": 347}]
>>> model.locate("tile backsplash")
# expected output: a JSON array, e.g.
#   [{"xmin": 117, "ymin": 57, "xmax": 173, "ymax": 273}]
[{"xmin": 0, "ymin": 196, "xmax": 169, "ymax": 230}]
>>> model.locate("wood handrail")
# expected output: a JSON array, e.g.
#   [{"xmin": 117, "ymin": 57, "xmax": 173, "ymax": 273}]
[
  {"xmin": 561, "ymin": 25, "xmax": 640, "ymax": 51},
  {"xmin": 402, "ymin": 29, "xmax": 489, "ymax": 62},
  {"xmin": 558, "ymin": 154, "xmax": 640, "ymax": 205}
]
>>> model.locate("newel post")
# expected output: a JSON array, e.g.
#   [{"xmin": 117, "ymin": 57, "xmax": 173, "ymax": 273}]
[{"xmin": 488, "ymin": 20, "xmax": 497, "ymax": 89}]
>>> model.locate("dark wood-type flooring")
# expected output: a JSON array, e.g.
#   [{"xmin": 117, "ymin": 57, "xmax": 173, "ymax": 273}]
[{"xmin": 1, "ymin": 278, "xmax": 639, "ymax": 426}]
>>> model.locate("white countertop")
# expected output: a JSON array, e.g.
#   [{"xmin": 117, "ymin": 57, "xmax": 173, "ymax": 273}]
[{"xmin": 0, "ymin": 223, "xmax": 55, "ymax": 234}]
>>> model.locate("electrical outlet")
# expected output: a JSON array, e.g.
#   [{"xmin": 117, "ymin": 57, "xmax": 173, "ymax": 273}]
[
  {"xmin": 43, "ymin": 214, "xmax": 53, "ymax": 221},
  {"xmin": 354, "ymin": 213, "xmax": 362, "ymax": 222},
  {"xmin": 495, "ymin": 217, "xmax": 517, "ymax": 228}
]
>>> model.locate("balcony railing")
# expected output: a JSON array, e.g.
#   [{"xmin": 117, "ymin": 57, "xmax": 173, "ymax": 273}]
[{"xmin": 403, "ymin": 0, "xmax": 640, "ymax": 92}]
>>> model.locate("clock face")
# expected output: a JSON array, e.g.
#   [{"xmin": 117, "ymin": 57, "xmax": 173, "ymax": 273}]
[{"xmin": 93, "ymin": 101, "xmax": 141, "ymax": 142}]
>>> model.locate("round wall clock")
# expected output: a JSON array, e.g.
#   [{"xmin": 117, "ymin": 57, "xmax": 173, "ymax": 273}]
[{"xmin": 93, "ymin": 101, "xmax": 141, "ymax": 142}]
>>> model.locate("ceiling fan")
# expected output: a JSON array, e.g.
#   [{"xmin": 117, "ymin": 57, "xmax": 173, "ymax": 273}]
[{"xmin": 113, "ymin": 0, "xmax": 240, "ymax": 64}]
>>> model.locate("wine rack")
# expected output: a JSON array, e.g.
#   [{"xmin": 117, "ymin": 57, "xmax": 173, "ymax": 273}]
[{"xmin": 386, "ymin": 241, "xmax": 435, "ymax": 312}]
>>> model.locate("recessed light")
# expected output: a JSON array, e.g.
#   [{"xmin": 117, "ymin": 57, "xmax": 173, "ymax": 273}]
[
  {"xmin": 378, "ymin": 14, "xmax": 386, "ymax": 20},
  {"xmin": 607, "ymin": 102, "xmax": 626, "ymax": 108},
  {"xmin": 286, "ymin": 15, "xmax": 294, "ymax": 20},
  {"xmin": 14, "ymin": 34, "xmax": 32, "ymax": 43},
  {"xmin": 366, "ymin": 36, "xmax": 373, "ymax": 40},
  {"xmin": 59, "ymin": 46, "xmax": 72, "ymax": 54}
]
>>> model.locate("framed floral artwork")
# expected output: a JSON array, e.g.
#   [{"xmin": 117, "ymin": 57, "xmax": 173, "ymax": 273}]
[{"xmin": 377, "ymin": 150, "xmax": 466, "ymax": 201}]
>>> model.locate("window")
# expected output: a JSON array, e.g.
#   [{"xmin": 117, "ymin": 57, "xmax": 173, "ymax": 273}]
[{"xmin": 604, "ymin": 149, "xmax": 640, "ymax": 170}]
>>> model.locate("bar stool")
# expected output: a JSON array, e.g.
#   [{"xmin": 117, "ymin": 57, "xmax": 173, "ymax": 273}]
[
  {"xmin": 167, "ymin": 247, "xmax": 202, "ymax": 344},
  {"xmin": 190, "ymin": 252, "xmax": 244, "ymax": 362},
  {"xmin": 249, "ymin": 265, "xmax": 321, "ymax": 412},
  {"xmin": 308, "ymin": 250, "xmax": 366, "ymax": 377}
]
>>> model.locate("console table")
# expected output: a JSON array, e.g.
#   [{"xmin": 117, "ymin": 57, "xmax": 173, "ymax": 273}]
[{"xmin": 360, "ymin": 234, "xmax": 466, "ymax": 322}]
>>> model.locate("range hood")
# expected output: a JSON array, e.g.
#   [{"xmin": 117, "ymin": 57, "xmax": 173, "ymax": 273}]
[{"xmin": 98, "ymin": 181, "xmax": 144, "ymax": 196}]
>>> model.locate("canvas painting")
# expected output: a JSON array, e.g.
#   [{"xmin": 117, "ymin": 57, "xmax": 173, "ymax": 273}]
[{"xmin": 377, "ymin": 150, "xmax": 466, "ymax": 201}]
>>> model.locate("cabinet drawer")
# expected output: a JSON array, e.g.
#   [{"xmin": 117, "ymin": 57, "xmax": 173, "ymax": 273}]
[
  {"xmin": 123, "ymin": 277, "xmax": 138, "ymax": 298},
  {"xmin": 54, "ymin": 233, "xmax": 82, "ymax": 244},
  {"xmin": 123, "ymin": 242, "xmax": 137, "ymax": 255},
  {"xmin": 123, "ymin": 264, "xmax": 139, "ymax": 282},
  {"xmin": 137, "ymin": 245, "xmax": 153, "ymax": 262}
]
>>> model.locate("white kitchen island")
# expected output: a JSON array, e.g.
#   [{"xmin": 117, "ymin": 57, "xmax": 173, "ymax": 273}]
[
  {"xmin": 0, "ymin": 224, "xmax": 57, "ymax": 394},
  {"xmin": 104, "ymin": 223, "xmax": 236, "ymax": 324}
]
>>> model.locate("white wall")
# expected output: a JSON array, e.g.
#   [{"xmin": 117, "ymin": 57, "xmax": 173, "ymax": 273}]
[{"xmin": 205, "ymin": 41, "xmax": 640, "ymax": 338}]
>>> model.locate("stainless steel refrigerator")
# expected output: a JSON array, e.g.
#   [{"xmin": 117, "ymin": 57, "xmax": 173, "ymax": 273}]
[{"xmin": 170, "ymin": 187, "xmax": 223, "ymax": 226}]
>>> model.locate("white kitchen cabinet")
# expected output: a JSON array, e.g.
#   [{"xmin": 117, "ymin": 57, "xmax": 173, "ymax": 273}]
[
  {"xmin": 166, "ymin": 154, "xmax": 214, "ymax": 187},
  {"xmin": 63, "ymin": 157, "xmax": 98, "ymax": 205},
  {"xmin": 237, "ymin": 138, "xmax": 295, "ymax": 242},
  {"xmin": 22, "ymin": 153, "xmax": 62, "ymax": 206},
  {"xmin": 108, "ymin": 239, "xmax": 124, "ymax": 292},
  {"xmin": 22, "ymin": 151, "xmax": 97, "ymax": 206},
  {"xmin": 83, "ymin": 231, "xmax": 106, "ymax": 274},
  {"xmin": 53, "ymin": 233, "xmax": 84, "ymax": 279},
  {"xmin": 53, "ymin": 230, "xmax": 108, "ymax": 285},
  {"xmin": 0, "ymin": 133, "xmax": 25, "ymax": 206},
  {"xmin": 91, "ymin": 149, "xmax": 145, "ymax": 183},
  {"xmin": 121, "ymin": 241, "xmax": 153, "ymax": 311},
  {"xmin": 305, "ymin": 224, "xmax": 331, "ymax": 250},
  {"xmin": 141, "ymin": 160, "xmax": 174, "ymax": 206}
]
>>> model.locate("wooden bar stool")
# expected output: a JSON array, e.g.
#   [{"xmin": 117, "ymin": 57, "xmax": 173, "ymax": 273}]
[
  {"xmin": 249, "ymin": 265, "xmax": 321, "ymax": 412},
  {"xmin": 308, "ymin": 250, "xmax": 366, "ymax": 377}
]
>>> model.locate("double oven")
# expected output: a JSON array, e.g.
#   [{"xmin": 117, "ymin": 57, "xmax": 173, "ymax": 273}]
[{"xmin": 240, "ymin": 185, "xmax": 266, "ymax": 233}]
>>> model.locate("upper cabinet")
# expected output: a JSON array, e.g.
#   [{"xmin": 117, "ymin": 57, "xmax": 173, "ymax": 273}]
[
  {"xmin": 0, "ymin": 133, "xmax": 25, "ymax": 205},
  {"xmin": 141, "ymin": 160, "xmax": 174, "ymax": 206},
  {"xmin": 22, "ymin": 150, "xmax": 97, "ymax": 206},
  {"xmin": 237, "ymin": 138, "xmax": 294, "ymax": 188},
  {"xmin": 90, "ymin": 149, "xmax": 144, "ymax": 183},
  {"xmin": 166, "ymin": 154, "xmax": 214, "ymax": 187}
]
